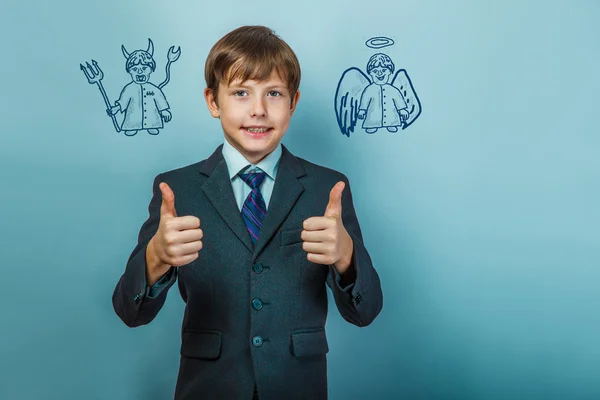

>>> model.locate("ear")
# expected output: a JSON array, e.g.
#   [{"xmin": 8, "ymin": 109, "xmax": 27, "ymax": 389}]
[
  {"xmin": 289, "ymin": 90, "xmax": 301, "ymax": 116},
  {"xmin": 204, "ymin": 87, "xmax": 220, "ymax": 119}
]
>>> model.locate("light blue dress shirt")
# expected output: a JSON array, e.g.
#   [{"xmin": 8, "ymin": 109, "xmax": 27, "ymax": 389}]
[
  {"xmin": 146, "ymin": 141, "xmax": 283, "ymax": 298},
  {"xmin": 221, "ymin": 138, "xmax": 282, "ymax": 212}
]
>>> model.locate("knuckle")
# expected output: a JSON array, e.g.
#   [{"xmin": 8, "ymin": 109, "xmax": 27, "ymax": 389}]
[
  {"xmin": 165, "ymin": 234, "xmax": 176, "ymax": 246},
  {"xmin": 164, "ymin": 246, "xmax": 175, "ymax": 257}
]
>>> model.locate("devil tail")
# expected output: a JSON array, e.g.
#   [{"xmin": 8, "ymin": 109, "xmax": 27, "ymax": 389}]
[{"xmin": 158, "ymin": 61, "xmax": 172, "ymax": 89}]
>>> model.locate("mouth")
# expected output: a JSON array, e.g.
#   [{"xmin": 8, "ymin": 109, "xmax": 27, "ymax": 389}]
[
  {"xmin": 242, "ymin": 126, "xmax": 273, "ymax": 137},
  {"xmin": 136, "ymin": 75, "xmax": 147, "ymax": 82}
]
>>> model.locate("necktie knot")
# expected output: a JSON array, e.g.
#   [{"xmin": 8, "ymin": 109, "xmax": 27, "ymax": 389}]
[{"xmin": 239, "ymin": 170, "xmax": 267, "ymax": 190}]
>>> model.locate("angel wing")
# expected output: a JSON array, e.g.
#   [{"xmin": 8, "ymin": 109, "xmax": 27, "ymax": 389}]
[
  {"xmin": 391, "ymin": 69, "xmax": 422, "ymax": 129},
  {"xmin": 334, "ymin": 67, "xmax": 370, "ymax": 137}
]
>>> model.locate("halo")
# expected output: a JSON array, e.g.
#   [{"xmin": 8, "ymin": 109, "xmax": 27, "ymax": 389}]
[
  {"xmin": 365, "ymin": 36, "xmax": 395, "ymax": 49},
  {"xmin": 365, "ymin": 36, "xmax": 394, "ymax": 49}
]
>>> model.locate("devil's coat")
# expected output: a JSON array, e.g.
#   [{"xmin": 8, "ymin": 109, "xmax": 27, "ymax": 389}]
[{"xmin": 116, "ymin": 81, "xmax": 169, "ymax": 130}]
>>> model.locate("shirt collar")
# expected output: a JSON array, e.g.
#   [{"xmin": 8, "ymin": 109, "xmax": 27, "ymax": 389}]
[{"xmin": 222, "ymin": 139, "xmax": 282, "ymax": 180}]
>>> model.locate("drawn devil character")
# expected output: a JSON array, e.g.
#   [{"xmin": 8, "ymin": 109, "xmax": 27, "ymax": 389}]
[{"xmin": 105, "ymin": 39, "xmax": 181, "ymax": 136}]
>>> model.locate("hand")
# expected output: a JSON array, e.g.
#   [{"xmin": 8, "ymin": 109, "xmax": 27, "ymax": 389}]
[
  {"xmin": 301, "ymin": 181, "xmax": 354, "ymax": 275},
  {"xmin": 147, "ymin": 182, "xmax": 203, "ymax": 278},
  {"xmin": 357, "ymin": 110, "xmax": 366, "ymax": 119},
  {"xmin": 106, "ymin": 105, "xmax": 119, "ymax": 116},
  {"xmin": 161, "ymin": 109, "xmax": 172, "ymax": 122},
  {"xmin": 399, "ymin": 108, "xmax": 409, "ymax": 122}
]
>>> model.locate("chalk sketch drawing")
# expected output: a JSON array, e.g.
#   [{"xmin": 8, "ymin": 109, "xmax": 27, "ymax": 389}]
[
  {"xmin": 80, "ymin": 39, "xmax": 181, "ymax": 136},
  {"xmin": 335, "ymin": 36, "xmax": 421, "ymax": 137}
]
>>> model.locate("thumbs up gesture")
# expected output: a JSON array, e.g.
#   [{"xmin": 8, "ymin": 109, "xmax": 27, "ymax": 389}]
[
  {"xmin": 301, "ymin": 181, "xmax": 354, "ymax": 275},
  {"xmin": 146, "ymin": 182, "xmax": 204, "ymax": 285}
]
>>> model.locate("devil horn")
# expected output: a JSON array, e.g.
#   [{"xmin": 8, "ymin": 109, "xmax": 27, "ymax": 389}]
[
  {"xmin": 147, "ymin": 38, "xmax": 154, "ymax": 56},
  {"xmin": 121, "ymin": 45, "xmax": 130, "ymax": 59}
]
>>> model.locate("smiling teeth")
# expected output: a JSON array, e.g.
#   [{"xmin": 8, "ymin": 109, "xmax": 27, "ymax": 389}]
[{"xmin": 246, "ymin": 128, "xmax": 269, "ymax": 133}]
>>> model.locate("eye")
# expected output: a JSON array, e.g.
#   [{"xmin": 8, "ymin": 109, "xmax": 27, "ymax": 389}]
[
  {"xmin": 268, "ymin": 91, "xmax": 282, "ymax": 97},
  {"xmin": 233, "ymin": 91, "xmax": 247, "ymax": 97}
]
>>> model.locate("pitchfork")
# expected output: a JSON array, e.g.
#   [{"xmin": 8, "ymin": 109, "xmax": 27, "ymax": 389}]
[{"xmin": 80, "ymin": 60, "xmax": 121, "ymax": 132}]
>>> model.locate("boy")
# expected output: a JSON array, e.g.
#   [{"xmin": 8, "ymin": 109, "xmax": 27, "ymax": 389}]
[{"xmin": 112, "ymin": 26, "xmax": 383, "ymax": 400}]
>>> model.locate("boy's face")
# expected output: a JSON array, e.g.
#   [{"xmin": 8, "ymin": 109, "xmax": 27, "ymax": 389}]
[{"xmin": 204, "ymin": 71, "xmax": 300, "ymax": 165}]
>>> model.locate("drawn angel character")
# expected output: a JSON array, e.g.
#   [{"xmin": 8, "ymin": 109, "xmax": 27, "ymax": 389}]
[
  {"xmin": 335, "ymin": 53, "xmax": 421, "ymax": 137},
  {"xmin": 106, "ymin": 39, "xmax": 180, "ymax": 136}
]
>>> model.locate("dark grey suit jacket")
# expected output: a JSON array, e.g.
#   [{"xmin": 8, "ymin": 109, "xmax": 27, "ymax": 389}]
[{"xmin": 112, "ymin": 144, "xmax": 383, "ymax": 400}]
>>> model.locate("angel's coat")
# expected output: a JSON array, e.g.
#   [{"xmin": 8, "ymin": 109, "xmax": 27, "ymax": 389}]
[{"xmin": 359, "ymin": 83, "xmax": 407, "ymax": 129}]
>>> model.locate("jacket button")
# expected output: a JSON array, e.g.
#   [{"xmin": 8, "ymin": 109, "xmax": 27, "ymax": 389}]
[
  {"xmin": 252, "ymin": 299, "xmax": 263, "ymax": 310},
  {"xmin": 252, "ymin": 336, "xmax": 263, "ymax": 347},
  {"xmin": 253, "ymin": 262, "xmax": 263, "ymax": 273}
]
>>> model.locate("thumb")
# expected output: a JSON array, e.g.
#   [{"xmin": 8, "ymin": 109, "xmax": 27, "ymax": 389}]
[
  {"xmin": 324, "ymin": 181, "xmax": 345, "ymax": 218},
  {"xmin": 159, "ymin": 182, "xmax": 177, "ymax": 218}
]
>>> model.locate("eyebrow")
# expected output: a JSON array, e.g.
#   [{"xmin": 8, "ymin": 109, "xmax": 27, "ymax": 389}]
[
  {"xmin": 264, "ymin": 85, "xmax": 288, "ymax": 91},
  {"xmin": 227, "ymin": 82, "xmax": 288, "ymax": 90}
]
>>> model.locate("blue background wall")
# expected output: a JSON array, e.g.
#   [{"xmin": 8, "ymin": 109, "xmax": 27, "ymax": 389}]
[{"xmin": 1, "ymin": 0, "xmax": 599, "ymax": 399}]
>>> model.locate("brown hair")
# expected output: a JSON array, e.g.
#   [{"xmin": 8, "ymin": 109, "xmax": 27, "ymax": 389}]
[{"xmin": 204, "ymin": 26, "xmax": 301, "ymax": 102}]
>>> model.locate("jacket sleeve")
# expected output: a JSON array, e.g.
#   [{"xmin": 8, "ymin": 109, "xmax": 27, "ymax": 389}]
[
  {"xmin": 112, "ymin": 173, "xmax": 178, "ymax": 327},
  {"xmin": 326, "ymin": 175, "xmax": 383, "ymax": 327}
]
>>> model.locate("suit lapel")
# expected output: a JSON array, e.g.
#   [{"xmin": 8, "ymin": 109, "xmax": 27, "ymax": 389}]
[
  {"xmin": 200, "ymin": 145, "xmax": 254, "ymax": 253},
  {"xmin": 252, "ymin": 145, "xmax": 305, "ymax": 257}
]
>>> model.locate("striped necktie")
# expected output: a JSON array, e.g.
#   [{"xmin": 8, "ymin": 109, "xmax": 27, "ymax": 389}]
[{"xmin": 238, "ymin": 169, "xmax": 267, "ymax": 244}]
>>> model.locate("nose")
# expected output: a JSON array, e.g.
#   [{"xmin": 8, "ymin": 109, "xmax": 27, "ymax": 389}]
[{"xmin": 250, "ymin": 97, "xmax": 267, "ymax": 117}]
